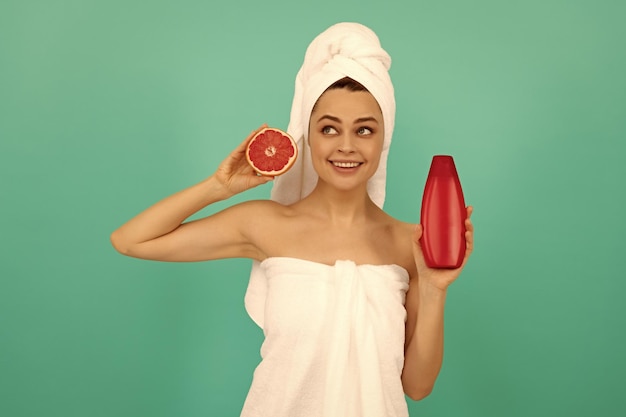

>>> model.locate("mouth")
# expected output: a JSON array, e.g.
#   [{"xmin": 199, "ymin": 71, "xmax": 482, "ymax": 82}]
[{"xmin": 330, "ymin": 161, "xmax": 363, "ymax": 169}]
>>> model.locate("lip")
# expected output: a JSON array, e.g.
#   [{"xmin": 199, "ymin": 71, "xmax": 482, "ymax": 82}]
[
  {"xmin": 328, "ymin": 160, "xmax": 364, "ymax": 171},
  {"xmin": 330, "ymin": 159, "xmax": 362, "ymax": 162}
]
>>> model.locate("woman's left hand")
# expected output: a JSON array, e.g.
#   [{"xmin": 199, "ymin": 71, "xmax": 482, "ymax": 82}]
[{"xmin": 412, "ymin": 206, "xmax": 474, "ymax": 291}]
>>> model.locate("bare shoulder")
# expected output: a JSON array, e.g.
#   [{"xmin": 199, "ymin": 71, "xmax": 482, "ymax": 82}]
[
  {"xmin": 218, "ymin": 199, "xmax": 294, "ymax": 233},
  {"xmin": 227, "ymin": 200, "xmax": 294, "ymax": 219},
  {"xmin": 375, "ymin": 209, "xmax": 415, "ymax": 241},
  {"xmin": 380, "ymin": 213, "xmax": 417, "ymax": 278},
  {"xmin": 220, "ymin": 199, "xmax": 296, "ymax": 259}
]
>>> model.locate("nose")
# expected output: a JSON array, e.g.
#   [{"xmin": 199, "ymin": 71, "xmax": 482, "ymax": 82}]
[{"xmin": 338, "ymin": 132, "xmax": 356, "ymax": 153}]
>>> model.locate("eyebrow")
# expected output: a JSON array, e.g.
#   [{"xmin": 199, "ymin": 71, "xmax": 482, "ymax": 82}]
[{"xmin": 316, "ymin": 115, "xmax": 379, "ymax": 124}]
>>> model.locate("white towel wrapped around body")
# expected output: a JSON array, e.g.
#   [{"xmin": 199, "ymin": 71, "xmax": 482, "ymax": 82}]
[{"xmin": 241, "ymin": 258, "xmax": 410, "ymax": 417}]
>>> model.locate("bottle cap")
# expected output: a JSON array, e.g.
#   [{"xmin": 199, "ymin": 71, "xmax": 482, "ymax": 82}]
[{"xmin": 430, "ymin": 155, "xmax": 457, "ymax": 177}]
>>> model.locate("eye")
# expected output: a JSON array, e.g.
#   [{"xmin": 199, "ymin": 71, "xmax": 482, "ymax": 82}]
[
  {"xmin": 322, "ymin": 126, "xmax": 338, "ymax": 135},
  {"xmin": 357, "ymin": 126, "xmax": 373, "ymax": 136}
]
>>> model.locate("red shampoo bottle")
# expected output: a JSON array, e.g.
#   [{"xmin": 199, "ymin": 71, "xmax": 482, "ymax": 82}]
[{"xmin": 420, "ymin": 155, "xmax": 467, "ymax": 269}]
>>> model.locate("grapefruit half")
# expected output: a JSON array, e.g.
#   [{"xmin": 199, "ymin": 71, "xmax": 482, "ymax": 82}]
[{"xmin": 246, "ymin": 127, "xmax": 298, "ymax": 176}]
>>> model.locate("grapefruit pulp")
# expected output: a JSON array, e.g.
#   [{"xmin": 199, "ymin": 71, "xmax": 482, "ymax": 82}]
[{"xmin": 246, "ymin": 127, "xmax": 298, "ymax": 176}]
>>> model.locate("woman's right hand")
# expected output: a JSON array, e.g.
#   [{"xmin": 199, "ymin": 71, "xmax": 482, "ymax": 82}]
[{"xmin": 213, "ymin": 124, "xmax": 275, "ymax": 196}]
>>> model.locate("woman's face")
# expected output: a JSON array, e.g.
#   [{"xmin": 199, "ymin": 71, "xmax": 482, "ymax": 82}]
[{"xmin": 308, "ymin": 88, "xmax": 384, "ymax": 192}]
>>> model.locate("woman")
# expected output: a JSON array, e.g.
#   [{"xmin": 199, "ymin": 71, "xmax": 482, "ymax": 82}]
[{"xmin": 111, "ymin": 23, "xmax": 474, "ymax": 417}]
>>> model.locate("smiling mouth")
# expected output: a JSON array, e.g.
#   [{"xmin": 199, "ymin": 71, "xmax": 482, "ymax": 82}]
[{"xmin": 331, "ymin": 161, "xmax": 363, "ymax": 168}]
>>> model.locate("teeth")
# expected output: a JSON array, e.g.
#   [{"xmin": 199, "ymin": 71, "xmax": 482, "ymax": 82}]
[{"xmin": 333, "ymin": 161, "xmax": 361, "ymax": 168}]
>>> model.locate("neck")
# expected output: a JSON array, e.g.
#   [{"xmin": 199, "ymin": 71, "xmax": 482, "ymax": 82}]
[{"xmin": 303, "ymin": 182, "xmax": 378, "ymax": 225}]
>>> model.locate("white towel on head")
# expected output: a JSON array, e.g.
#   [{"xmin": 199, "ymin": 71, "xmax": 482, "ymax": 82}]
[
  {"xmin": 246, "ymin": 22, "xmax": 396, "ymax": 329},
  {"xmin": 271, "ymin": 21, "xmax": 396, "ymax": 208}
]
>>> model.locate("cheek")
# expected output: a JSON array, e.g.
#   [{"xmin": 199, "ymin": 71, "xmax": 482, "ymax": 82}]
[
  {"xmin": 365, "ymin": 137, "xmax": 384, "ymax": 159},
  {"xmin": 308, "ymin": 136, "xmax": 329, "ymax": 171},
  {"xmin": 308, "ymin": 134, "xmax": 328, "ymax": 157},
  {"xmin": 363, "ymin": 140, "xmax": 384, "ymax": 172}
]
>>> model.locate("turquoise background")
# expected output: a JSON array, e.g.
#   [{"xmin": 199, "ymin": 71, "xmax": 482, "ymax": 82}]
[{"xmin": 2, "ymin": 0, "xmax": 625, "ymax": 416}]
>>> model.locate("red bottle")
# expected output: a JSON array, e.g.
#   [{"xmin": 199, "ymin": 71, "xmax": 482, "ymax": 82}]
[{"xmin": 420, "ymin": 155, "xmax": 467, "ymax": 269}]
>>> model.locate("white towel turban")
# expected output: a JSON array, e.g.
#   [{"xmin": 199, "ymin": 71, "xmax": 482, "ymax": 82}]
[
  {"xmin": 246, "ymin": 22, "xmax": 396, "ymax": 328},
  {"xmin": 271, "ymin": 21, "xmax": 396, "ymax": 208}
]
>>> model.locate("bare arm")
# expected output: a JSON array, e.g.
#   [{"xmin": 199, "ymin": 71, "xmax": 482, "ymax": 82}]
[
  {"xmin": 402, "ymin": 275, "xmax": 447, "ymax": 400},
  {"xmin": 110, "ymin": 125, "xmax": 273, "ymax": 262},
  {"xmin": 402, "ymin": 207, "xmax": 474, "ymax": 400}
]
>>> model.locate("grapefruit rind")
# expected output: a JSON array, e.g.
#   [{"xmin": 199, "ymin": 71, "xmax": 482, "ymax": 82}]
[{"xmin": 246, "ymin": 128, "xmax": 298, "ymax": 176}]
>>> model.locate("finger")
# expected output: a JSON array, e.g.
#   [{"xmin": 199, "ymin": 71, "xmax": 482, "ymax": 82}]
[
  {"xmin": 411, "ymin": 225, "xmax": 428, "ymax": 269},
  {"xmin": 249, "ymin": 173, "xmax": 275, "ymax": 188},
  {"xmin": 464, "ymin": 222, "xmax": 474, "ymax": 257},
  {"xmin": 236, "ymin": 162, "xmax": 256, "ymax": 176},
  {"xmin": 464, "ymin": 206, "xmax": 474, "ymax": 249},
  {"xmin": 465, "ymin": 230, "xmax": 473, "ymax": 252},
  {"xmin": 412, "ymin": 224, "xmax": 423, "ymax": 244}
]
